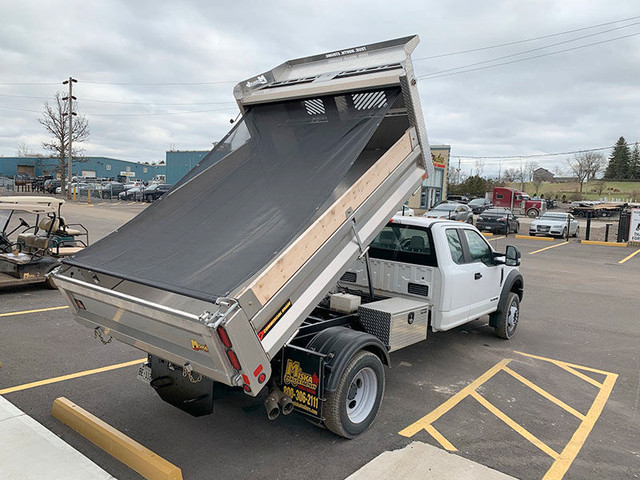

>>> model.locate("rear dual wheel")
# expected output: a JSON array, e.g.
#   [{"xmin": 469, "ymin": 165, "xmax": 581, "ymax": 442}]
[{"xmin": 323, "ymin": 351, "xmax": 384, "ymax": 439}]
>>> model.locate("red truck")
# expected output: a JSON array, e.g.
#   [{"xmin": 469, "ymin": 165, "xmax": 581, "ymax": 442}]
[{"xmin": 492, "ymin": 187, "xmax": 545, "ymax": 218}]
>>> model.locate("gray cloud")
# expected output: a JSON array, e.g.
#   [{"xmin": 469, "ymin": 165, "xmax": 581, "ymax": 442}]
[{"xmin": 1, "ymin": 0, "xmax": 639, "ymax": 177}]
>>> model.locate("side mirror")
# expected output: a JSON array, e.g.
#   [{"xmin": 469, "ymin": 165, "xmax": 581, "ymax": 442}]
[{"xmin": 505, "ymin": 245, "xmax": 521, "ymax": 267}]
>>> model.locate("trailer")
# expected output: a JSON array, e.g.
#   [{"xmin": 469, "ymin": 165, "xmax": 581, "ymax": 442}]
[{"xmin": 53, "ymin": 36, "xmax": 523, "ymax": 438}]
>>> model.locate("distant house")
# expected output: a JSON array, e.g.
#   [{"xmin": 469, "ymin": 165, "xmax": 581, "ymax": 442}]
[{"xmin": 533, "ymin": 167, "xmax": 554, "ymax": 182}]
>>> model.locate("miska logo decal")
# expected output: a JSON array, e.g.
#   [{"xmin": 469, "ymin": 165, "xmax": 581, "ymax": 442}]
[
  {"xmin": 283, "ymin": 359, "xmax": 319, "ymax": 392},
  {"xmin": 190, "ymin": 339, "xmax": 209, "ymax": 352},
  {"xmin": 245, "ymin": 75, "xmax": 267, "ymax": 88}
]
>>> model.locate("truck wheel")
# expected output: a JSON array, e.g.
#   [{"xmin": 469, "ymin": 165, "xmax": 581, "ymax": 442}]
[
  {"xmin": 495, "ymin": 292, "xmax": 519, "ymax": 339},
  {"xmin": 527, "ymin": 208, "xmax": 539, "ymax": 218},
  {"xmin": 323, "ymin": 351, "xmax": 384, "ymax": 439}
]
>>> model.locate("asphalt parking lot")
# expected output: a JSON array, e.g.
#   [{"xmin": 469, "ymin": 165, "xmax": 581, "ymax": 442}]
[{"xmin": 1, "ymin": 202, "xmax": 639, "ymax": 480}]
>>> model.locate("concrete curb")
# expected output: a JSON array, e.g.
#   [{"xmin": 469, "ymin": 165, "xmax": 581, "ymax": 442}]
[
  {"xmin": 346, "ymin": 441, "xmax": 516, "ymax": 480},
  {"xmin": 580, "ymin": 240, "xmax": 628, "ymax": 247},
  {"xmin": 52, "ymin": 397, "xmax": 182, "ymax": 480},
  {"xmin": 514, "ymin": 234, "xmax": 554, "ymax": 241}
]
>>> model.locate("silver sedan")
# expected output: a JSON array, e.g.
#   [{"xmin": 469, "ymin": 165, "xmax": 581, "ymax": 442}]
[{"xmin": 529, "ymin": 212, "xmax": 579, "ymax": 238}]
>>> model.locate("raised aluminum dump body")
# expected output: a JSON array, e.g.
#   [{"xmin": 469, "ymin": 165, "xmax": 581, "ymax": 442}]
[{"xmin": 54, "ymin": 35, "xmax": 432, "ymax": 396}]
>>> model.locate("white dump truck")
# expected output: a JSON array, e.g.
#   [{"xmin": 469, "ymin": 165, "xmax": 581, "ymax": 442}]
[{"xmin": 53, "ymin": 36, "xmax": 523, "ymax": 438}]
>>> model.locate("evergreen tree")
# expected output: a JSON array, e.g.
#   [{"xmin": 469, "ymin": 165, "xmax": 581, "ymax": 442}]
[
  {"xmin": 630, "ymin": 142, "xmax": 640, "ymax": 180},
  {"xmin": 604, "ymin": 137, "xmax": 631, "ymax": 179}
]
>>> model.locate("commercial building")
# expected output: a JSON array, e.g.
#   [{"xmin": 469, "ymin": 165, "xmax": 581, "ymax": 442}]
[{"xmin": 0, "ymin": 156, "xmax": 164, "ymax": 182}]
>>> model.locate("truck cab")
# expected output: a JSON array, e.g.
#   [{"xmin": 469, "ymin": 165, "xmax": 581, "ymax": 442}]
[
  {"xmin": 492, "ymin": 186, "xmax": 546, "ymax": 218},
  {"xmin": 340, "ymin": 216, "xmax": 523, "ymax": 336}
]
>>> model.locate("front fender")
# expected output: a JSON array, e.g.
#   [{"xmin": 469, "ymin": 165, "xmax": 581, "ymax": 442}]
[{"xmin": 490, "ymin": 270, "xmax": 524, "ymax": 327}]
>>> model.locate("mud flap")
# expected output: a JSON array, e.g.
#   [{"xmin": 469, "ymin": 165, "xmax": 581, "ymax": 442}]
[
  {"xmin": 281, "ymin": 345, "xmax": 325, "ymax": 422},
  {"xmin": 149, "ymin": 356, "xmax": 214, "ymax": 417}
]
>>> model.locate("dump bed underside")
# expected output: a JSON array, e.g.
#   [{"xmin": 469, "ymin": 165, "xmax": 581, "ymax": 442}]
[{"xmin": 63, "ymin": 89, "xmax": 401, "ymax": 303}]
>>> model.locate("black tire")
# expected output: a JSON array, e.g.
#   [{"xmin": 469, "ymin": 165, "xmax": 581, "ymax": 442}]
[
  {"xmin": 561, "ymin": 228, "xmax": 568, "ymax": 239},
  {"xmin": 494, "ymin": 292, "xmax": 519, "ymax": 339},
  {"xmin": 527, "ymin": 208, "xmax": 539, "ymax": 218},
  {"xmin": 514, "ymin": 223, "xmax": 519, "ymax": 234},
  {"xmin": 323, "ymin": 351, "xmax": 384, "ymax": 439},
  {"xmin": 529, "ymin": 232, "xmax": 535, "ymax": 236},
  {"xmin": 572, "ymin": 226, "xmax": 579, "ymax": 238}
]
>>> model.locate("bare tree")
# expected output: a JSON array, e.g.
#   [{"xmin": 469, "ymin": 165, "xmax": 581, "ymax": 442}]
[
  {"xmin": 38, "ymin": 92, "xmax": 89, "ymax": 194},
  {"xmin": 567, "ymin": 152, "xmax": 605, "ymax": 192},
  {"xmin": 17, "ymin": 141, "xmax": 36, "ymax": 157},
  {"xmin": 503, "ymin": 167, "xmax": 520, "ymax": 182},
  {"xmin": 474, "ymin": 159, "xmax": 485, "ymax": 177},
  {"xmin": 497, "ymin": 160, "xmax": 504, "ymax": 183},
  {"xmin": 524, "ymin": 161, "xmax": 539, "ymax": 182}
]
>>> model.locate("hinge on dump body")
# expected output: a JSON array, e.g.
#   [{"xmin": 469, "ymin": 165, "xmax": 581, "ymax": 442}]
[
  {"xmin": 346, "ymin": 208, "xmax": 369, "ymax": 260},
  {"xmin": 198, "ymin": 298, "xmax": 239, "ymax": 328}
]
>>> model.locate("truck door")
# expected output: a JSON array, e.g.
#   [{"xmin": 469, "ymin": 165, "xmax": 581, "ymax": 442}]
[
  {"xmin": 440, "ymin": 228, "xmax": 473, "ymax": 329},
  {"xmin": 459, "ymin": 229, "xmax": 502, "ymax": 319}
]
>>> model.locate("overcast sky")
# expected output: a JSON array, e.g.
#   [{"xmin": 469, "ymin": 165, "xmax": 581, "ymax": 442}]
[{"xmin": 1, "ymin": 0, "xmax": 639, "ymax": 177}]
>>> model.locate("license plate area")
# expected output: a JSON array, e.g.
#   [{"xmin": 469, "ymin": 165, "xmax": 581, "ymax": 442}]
[{"xmin": 148, "ymin": 355, "xmax": 214, "ymax": 417}]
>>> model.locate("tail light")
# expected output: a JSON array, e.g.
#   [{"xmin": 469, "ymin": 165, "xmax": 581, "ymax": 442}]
[
  {"xmin": 217, "ymin": 325, "xmax": 242, "ymax": 371},
  {"xmin": 216, "ymin": 326, "xmax": 232, "ymax": 348},
  {"xmin": 226, "ymin": 349, "xmax": 242, "ymax": 371}
]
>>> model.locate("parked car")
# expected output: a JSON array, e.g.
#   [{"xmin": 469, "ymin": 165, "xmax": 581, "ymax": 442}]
[
  {"xmin": 119, "ymin": 186, "xmax": 143, "ymax": 201},
  {"xmin": 394, "ymin": 204, "xmax": 414, "ymax": 217},
  {"xmin": 476, "ymin": 208, "xmax": 519, "ymax": 234},
  {"xmin": 101, "ymin": 182, "xmax": 126, "ymax": 199},
  {"xmin": 43, "ymin": 179, "xmax": 61, "ymax": 194},
  {"xmin": 467, "ymin": 198, "xmax": 493, "ymax": 214},
  {"xmin": 446, "ymin": 194, "xmax": 469, "ymax": 204},
  {"xmin": 529, "ymin": 212, "xmax": 579, "ymax": 238},
  {"xmin": 143, "ymin": 184, "xmax": 173, "ymax": 202},
  {"xmin": 423, "ymin": 202, "xmax": 473, "ymax": 223}
]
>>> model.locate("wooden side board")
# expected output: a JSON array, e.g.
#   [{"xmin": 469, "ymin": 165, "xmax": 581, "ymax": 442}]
[{"xmin": 243, "ymin": 130, "xmax": 415, "ymax": 306}]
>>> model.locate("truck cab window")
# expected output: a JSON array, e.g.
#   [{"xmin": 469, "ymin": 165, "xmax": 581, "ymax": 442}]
[
  {"xmin": 463, "ymin": 229, "xmax": 493, "ymax": 266},
  {"xmin": 369, "ymin": 224, "xmax": 437, "ymax": 267},
  {"xmin": 445, "ymin": 229, "xmax": 464, "ymax": 264}
]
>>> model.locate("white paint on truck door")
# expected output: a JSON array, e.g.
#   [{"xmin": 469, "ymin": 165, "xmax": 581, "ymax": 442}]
[
  {"xmin": 438, "ymin": 228, "xmax": 473, "ymax": 330},
  {"xmin": 461, "ymin": 229, "xmax": 501, "ymax": 318}
]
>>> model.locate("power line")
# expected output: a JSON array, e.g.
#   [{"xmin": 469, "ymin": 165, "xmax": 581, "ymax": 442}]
[
  {"xmin": 0, "ymin": 93, "xmax": 235, "ymax": 106},
  {"xmin": 417, "ymin": 21, "xmax": 640, "ymax": 79},
  {"xmin": 413, "ymin": 14, "xmax": 640, "ymax": 60},
  {"xmin": 79, "ymin": 80, "xmax": 236, "ymax": 86},
  {"xmin": 86, "ymin": 107, "xmax": 236, "ymax": 117},
  {"xmin": 417, "ymin": 31, "xmax": 640, "ymax": 80},
  {"xmin": 451, "ymin": 145, "xmax": 619, "ymax": 162}
]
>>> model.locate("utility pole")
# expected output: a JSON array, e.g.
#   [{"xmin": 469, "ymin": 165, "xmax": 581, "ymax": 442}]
[{"xmin": 62, "ymin": 77, "xmax": 77, "ymax": 198}]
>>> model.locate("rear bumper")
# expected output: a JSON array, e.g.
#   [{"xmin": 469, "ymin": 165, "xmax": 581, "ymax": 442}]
[{"xmin": 53, "ymin": 271, "xmax": 271, "ymax": 396}]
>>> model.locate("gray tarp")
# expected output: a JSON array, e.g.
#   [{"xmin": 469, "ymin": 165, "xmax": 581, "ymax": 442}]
[{"xmin": 64, "ymin": 88, "xmax": 399, "ymax": 302}]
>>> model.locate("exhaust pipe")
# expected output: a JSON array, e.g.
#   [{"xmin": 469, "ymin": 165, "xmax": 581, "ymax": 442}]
[
  {"xmin": 274, "ymin": 388, "xmax": 294, "ymax": 415},
  {"xmin": 264, "ymin": 392, "xmax": 280, "ymax": 420}
]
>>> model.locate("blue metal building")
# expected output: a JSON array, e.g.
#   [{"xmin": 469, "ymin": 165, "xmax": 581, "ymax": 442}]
[{"xmin": 0, "ymin": 156, "xmax": 164, "ymax": 182}]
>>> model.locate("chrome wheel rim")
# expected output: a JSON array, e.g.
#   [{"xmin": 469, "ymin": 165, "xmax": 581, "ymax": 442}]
[{"xmin": 507, "ymin": 300, "xmax": 519, "ymax": 335}]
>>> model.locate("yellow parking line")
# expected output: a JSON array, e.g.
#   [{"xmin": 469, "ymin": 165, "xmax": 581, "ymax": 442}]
[
  {"xmin": 0, "ymin": 358, "xmax": 146, "ymax": 395},
  {"xmin": 0, "ymin": 306, "xmax": 68, "ymax": 318},
  {"xmin": 543, "ymin": 373, "xmax": 617, "ymax": 480},
  {"xmin": 489, "ymin": 236, "xmax": 506, "ymax": 241},
  {"xmin": 503, "ymin": 366, "xmax": 585, "ymax": 420},
  {"xmin": 529, "ymin": 241, "xmax": 569, "ymax": 255},
  {"xmin": 471, "ymin": 390, "xmax": 560, "ymax": 459},
  {"xmin": 619, "ymin": 248, "xmax": 640, "ymax": 264},
  {"xmin": 399, "ymin": 358, "xmax": 511, "ymax": 441}
]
